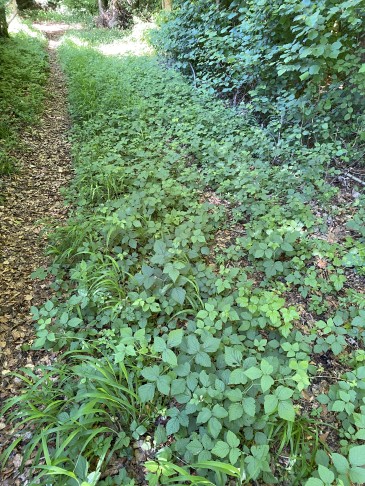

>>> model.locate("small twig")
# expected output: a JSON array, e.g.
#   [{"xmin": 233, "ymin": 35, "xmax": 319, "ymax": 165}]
[
  {"xmin": 189, "ymin": 62, "xmax": 197, "ymax": 89},
  {"xmin": 344, "ymin": 172, "xmax": 365, "ymax": 186}
]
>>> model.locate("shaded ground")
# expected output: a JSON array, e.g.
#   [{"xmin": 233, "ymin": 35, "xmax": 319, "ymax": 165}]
[{"xmin": 0, "ymin": 25, "xmax": 72, "ymax": 483}]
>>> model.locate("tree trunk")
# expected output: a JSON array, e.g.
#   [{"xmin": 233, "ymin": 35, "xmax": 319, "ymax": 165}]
[
  {"xmin": 0, "ymin": 7, "xmax": 9, "ymax": 38},
  {"xmin": 98, "ymin": 0, "xmax": 105, "ymax": 16},
  {"xmin": 162, "ymin": 0, "xmax": 172, "ymax": 11},
  {"xmin": 95, "ymin": 0, "xmax": 133, "ymax": 29},
  {"xmin": 16, "ymin": 0, "xmax": 37, "ymax": 9}
]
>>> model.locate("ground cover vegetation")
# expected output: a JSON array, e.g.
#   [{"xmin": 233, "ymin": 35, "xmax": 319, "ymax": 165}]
[
  {"xmin": 0, "ymin": 26, "xmax": 48, "ymax": 183},
  {"xmin": 1, "ymin": 2, "xmax": 365, "ymax": 485},
  {"xmin": 151, "ymin": 0, "xmax": 365, "ymax": 170}
]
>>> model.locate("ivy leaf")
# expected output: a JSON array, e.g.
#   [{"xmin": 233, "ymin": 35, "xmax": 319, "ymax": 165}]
[{"xmin": 212, "ymin": 441, "xmax": 230, "ymax": 458}]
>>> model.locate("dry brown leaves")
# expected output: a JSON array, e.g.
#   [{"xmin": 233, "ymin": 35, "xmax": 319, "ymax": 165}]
[{"xmin": 0, "ymin": 28, "xmax": 72, "ymax": 483}]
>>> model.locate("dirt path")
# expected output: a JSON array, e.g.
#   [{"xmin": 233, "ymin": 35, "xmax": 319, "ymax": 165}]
[{"xmin": 0, "ymin": 26, "xmax": 72, "ymax": 482}]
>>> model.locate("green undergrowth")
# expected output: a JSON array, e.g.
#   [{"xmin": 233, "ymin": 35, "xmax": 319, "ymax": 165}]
[
  {"xmin": 2, "ymin": 28, "xmax": 365, "ymax": 486},
  {"xmin": 0, "ymin": 30, "xmax": 48, "ymax": 180}
]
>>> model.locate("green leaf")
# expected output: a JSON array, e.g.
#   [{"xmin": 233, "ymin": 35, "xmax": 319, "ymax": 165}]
[
  {"xmin": 186, "ymin": 335, "xmax": 200, "ymax": 354},
  {"xmin": 211, "ymin": 441, "xmax": 230, "ymax": 458},
  {"xmin": 229, "ymin": 369, "xmax": 248, "ymax": 385},
  {"xmin": 318, "ymin": 465, "xmax": 334, "ymax": 484},
  {"xmin": 243, "ymin": 397, "xmax": 256, "ymax": 417},
  {"xmin": 153, "ymin": 336, "xmax": 166, "ymax": 352},
  {"xmin": 261, "ymin": 374, "xmax": 274, "ymax": 393},
  {"xmin": 162, "ymin": 348, "xmax": 177, "ymax": 367},
  {"xmin": 225, "ymin": 347, "xmax": 242, "ymax": 366},
  {"xmin": 197, "ymin": 407, "xmax": 212, "ymax": 424},
  {"xmin": 141, "ymin": 365, "xmax": 160, "ymax": 382},
  {"xmin": 212, "ymin": 404, "xmax": 228, "ymax": 419},
  {"xmin": 171, "ymin": 287, "xmax": 186, "ymax": 305},
  {"xmin": 226, "ymin": 430, "xmax": 239, "ymax": 448},
  {"xmin": 156, "ymin": 375, "xmax": 171, "ymax": 395},
  {"xmin": 31, "ymin": 267, "xmax": 48, "ymax": 280},
  {"xmin": 244, "ymin": 367, "xmax": 262, "ymax": 380},
  {"xmin": 264, "ymin": 395, "xmax": 278, "ymax": 414},
  {"xmin": 166, "ymin": 417, "xmax": 180, "ymax": 435},
  {"xmin": 331, "ymin": 452, "xmax": 350, "ymax": 474},
  {"xmin": 226, "ymin": 388, "xmax": 242, "ymax": 402},
  {"xmin": 260, "ymin": 359, "xmax": 273, "ymax": 375},
  {"xmin": 278, "ymin": 400, "xmax": 295, "ymax": 422},
  {"xmin": 275, "ymin": 386, "xmax": 293, "ymax": 400},
  {"xmin": 195, "ymin": 351, "xmax": 211, "ymax": 367},
  {"xmin": 229, "ymin": 448, "xmax": 241, "ymax": 465},
  {"xmin": 304, "ymin": 479, "xmax": 324, "ymax": 486},
  {"xmin": 186, "ymin": 439, "xmax": 203, "ymax": 456},
  {"xmin": 350, "ymin": 466, "xmax": 365, "ymax": 484},
  {"xmin": 171, "ymin": 378, "xmax": 186, "ymax": 395},
  {"xmin": 359, "ymin": 64, "xmax": 365, "ymax": 73},
  {"xmin": 138, "ymin": 383, "xmax": 155, "ymax": 402},
  {"xmin": 229, "ymin": 403, "xmax": 243, "ymax": 421},
  {"xmin": 47, "ymin": 332, "xmax": 56, "ymax": 342},
  {"xmin": 155, "ymin": 425, "xmax": 167, "ymax": 445},
  {"xmin": 202, "ymin": 336, "xmax": 220, "ymax": 353},
  {"xmin": 208, "ymin": 416, "xmax": 222, "ymax": 439},
  {"xmin": 349, "ymin": 444, "xmax": 365, "ymax": 466},
  {"xmin": 68, "ymin": 317, "xmax": 82, "ymax": 328},
  {"xmin": 167, "ymin": 329, "xmax": 184, "ymax": 348}
]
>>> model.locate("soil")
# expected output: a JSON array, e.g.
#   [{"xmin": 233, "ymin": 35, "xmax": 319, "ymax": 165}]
[{"xmin": 0, "ymin": 25, "xmax": 72, "ymax": 484}]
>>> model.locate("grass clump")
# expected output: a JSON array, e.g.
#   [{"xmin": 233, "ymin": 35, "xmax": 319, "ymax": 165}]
[{"xmin": 2, "ymin": 27, "xmax": 365, "ymax": 486}]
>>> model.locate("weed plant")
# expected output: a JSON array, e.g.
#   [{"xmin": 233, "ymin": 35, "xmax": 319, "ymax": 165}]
[{"xmin": 2, "ymin": 27, "xmax": 365, "ymax": 486}]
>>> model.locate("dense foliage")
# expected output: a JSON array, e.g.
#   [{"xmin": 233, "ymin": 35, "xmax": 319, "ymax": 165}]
[
  {"xmin": 151, "ymin": 0, "xmax": 365, "ymax": 162},
  {"xmin": 3, "ymin": 22, "xmax": 365, "ymax": 485},
  {"xmin": 0, "ymin": 31, "xmax": 48, "ymax": 179}
]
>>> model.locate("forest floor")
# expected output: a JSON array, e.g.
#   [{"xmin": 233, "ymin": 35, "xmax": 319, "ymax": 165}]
[
  {"xmin": 1, "ymin": 14, "xmax": 364, "ymax": 486},
  {"xmin": 0, "ymin": 24, "xmax": 72, "ymax": 484}
]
